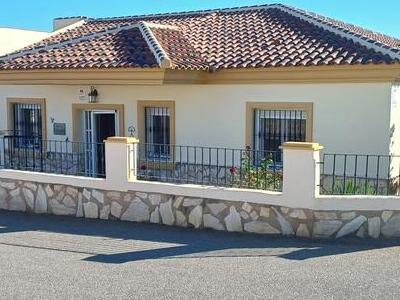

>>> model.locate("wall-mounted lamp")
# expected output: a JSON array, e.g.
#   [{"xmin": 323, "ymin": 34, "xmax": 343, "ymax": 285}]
[{"xmin": 88, "ymin": 86, "xmax": 98, "ymax": 103}]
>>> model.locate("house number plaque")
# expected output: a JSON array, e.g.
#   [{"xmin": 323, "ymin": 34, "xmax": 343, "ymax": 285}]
[{"xmin": 53, "ymin": 123, "xmax": 66, "ymax": 136}]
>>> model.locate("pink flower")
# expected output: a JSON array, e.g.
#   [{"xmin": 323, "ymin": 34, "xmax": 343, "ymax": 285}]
[{"xmin": 229, "ymin": 166, "xmax": 237, "ymax": 174}]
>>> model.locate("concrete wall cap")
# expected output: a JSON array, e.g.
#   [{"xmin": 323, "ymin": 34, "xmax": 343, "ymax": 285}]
[
  {"xmin": 105, "ymin": 136, "xmax": 139, "ymax": 144},
  {"xmin": 280, "ymin": 142, "xmax": 323, "ymax": 151}
]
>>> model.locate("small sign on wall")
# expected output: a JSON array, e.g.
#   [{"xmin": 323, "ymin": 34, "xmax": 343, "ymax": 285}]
[
  {"xmin": 78, "ymin": 87, "xmax": 89, "ymax": 101},
  {"xmin": 53, "ymin": 123, "xmax": 66, "ymax": 136}
]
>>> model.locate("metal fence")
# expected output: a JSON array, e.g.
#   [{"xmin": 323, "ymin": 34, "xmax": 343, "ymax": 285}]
[
  {"xmin": 319, "ymin": 153, "xmax": 400, "ymax": 196},
  {"xmin": 0, "ymin": 136, "xmax": 105, "ymax": 178},
  {"xmin": 137, "ymin": 143, "xmax": 283, "ymax": 191}
]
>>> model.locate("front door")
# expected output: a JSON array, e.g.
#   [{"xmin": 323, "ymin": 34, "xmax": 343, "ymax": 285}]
[{"xmin": 84, "ymin": 110, "xmax": 118, "ymax": 177}]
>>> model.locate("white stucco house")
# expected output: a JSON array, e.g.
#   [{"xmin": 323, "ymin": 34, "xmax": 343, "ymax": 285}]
[{"xmin": 0, "ymin": 4, "xmax": 399, "ymax": 188}]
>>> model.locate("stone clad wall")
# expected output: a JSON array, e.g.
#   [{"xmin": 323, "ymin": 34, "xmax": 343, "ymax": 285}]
[{"xmin": 0, "ymin": 178, "xmax": 400, "ymax": 239}]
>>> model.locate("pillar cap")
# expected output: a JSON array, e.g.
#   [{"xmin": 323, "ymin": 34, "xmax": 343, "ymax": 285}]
[
  {"xmin": 105, "ymin": 136, "xmax": 139, "ymax": 144},
  {"xmin": 280, "ymin": 142, "xmax": 323, "ymax": 151}
]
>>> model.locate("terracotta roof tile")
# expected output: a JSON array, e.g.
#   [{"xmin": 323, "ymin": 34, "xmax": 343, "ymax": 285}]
[{"xmin": 0, "ymin": 4, "xmax": 399, "ymax": 71}]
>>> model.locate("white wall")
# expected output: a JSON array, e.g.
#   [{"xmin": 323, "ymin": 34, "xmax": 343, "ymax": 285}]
[
  {"xmin": 0, "ymin": 28, "xmax": 50, "ymax": 56},
  {"xmin": 0, "ymin": 82, "xmax": 392, "ymax": 154}
]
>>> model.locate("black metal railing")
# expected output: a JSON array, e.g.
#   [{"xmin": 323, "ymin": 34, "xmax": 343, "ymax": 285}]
[
  {"xmin": 320, "ymin": 153, "xmax": 400, "ymax": 196},
  {"xmin": 0, "ymin": 136, "xmax": 105, "ymax": 178},
  {"xmin": 137, "ymin": 143, "xmax": 282, "ymax": 191}
]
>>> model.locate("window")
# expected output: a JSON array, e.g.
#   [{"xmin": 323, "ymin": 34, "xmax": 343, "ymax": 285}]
[
  {"xmin": 246, "ymin": 102, "xmax": 313, "ymax": 163},
  {"xmin": 137, "ymin": 101, "xmax": 175, "ymax": 160},
  {"xmin": 145, "ymin": 107, "xmax": 170, "ymax": 158},
  {"xmin": 254, "ymin": 109, "xmax": 307, "ymax": 153},
  {"xmin": 7, "ymin": 99, "xmax": 46, "ymax": 148}
]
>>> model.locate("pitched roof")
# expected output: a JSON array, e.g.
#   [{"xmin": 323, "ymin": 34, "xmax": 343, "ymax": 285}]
[{"xmin": 1, "ymin": 4, "xmax": 399, "ymax": 71}]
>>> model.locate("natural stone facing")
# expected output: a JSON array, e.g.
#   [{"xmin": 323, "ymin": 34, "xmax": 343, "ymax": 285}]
[
  {"xmin": 83, "ymin": 202, "xmax": 98, "ymax": 219},
  {"xmin": 203, "ymin": 214, "xmax": 224, "ymax": 231},
  {"xmin": 110, "ymin": 202, "xmax": 123, "ymax": 218},
  {"xmin": 175, "ymin": 210, "xmax": 187, "ymax": 227},
  {"xmin": 136, "ymin": 192, "xmax": 148, "ymax": 200},
  {"xmin": 224, "ymin": 206, "xmax": 243, "ymax": 232},
  {"xmin": 381, "ymin": 214, "xmax": 400, "ymax": 237},
  {"xmin": 92, "ymin": 189, "xmax": 104, "ymax": 204},
  {"xmin": 1, "ymin": 179, "xmax": 400, "ymax": 240},
  {"xmin": 242, "ymin": 203, "xmax": 253, "ymax": 213},
  {"xmin": 8, "ymin": 195, "xmax": 26, "ymax": 212},
  {"xmin": 83, "ymin": 189, "xmax": 91, "ymax": 200},
  {"xmin": 336, "ymin": 215, "xmax": 367, "ymax": 239},
  {"xmin": 107, "ymin": 191, "xmax": 121, "ymax": 200},
  {"xmin": 35, "ymin": 185, "xmax": 47, "ymax": 213},
  {"xmin": 66, "ymin": 187, "xmax": 78, "ymax": 198},
  {"xmin": 150, "ymin": 207, "xmax": 160, "ymax": 224},
  {"xmin": 121, "ymin": 198, "xmax": 149, "ymax": 222},
  {"xmin": 159, "ymin": 199, "xmax": 175, "ymax": 225},
  {"xmin": 100, "ymin": 205, "xmax": 111, "ymax": 220},
  {"xmin": 250, "ymin": 210, "xmax": 259, "ymax": 220},
  {"xmin": 188, "ymin": 205, "xmax": 202, "ymax": 228},
  {"xmin": 173, "ymin": 196, "xmax": 184, "ymax": 209},
  {"xmin": 381, "ymin": 211, "xmax": 393, "ymax": 223},
  {"xmin": 314, "ymin": 220, "xmax": 343, "ymax": 238},
  {"xmin": 45, "ymin": 185, "xmax": 54, "ymax": 197},
  {"xmin": 289, "ymin": 209, "xmax": 307, "ymax": 220},
  {"xmin": 368, "ymin": 217, "xmax": 381, "ymax": 239},
  {"xmin": 0, "ymin": 181, "xmax": 16, "ymax": 190},
  {"xmin": 149, "ymin": 194, "xmax": 162, "ymax": 205},
  {"xmin": 76, "ymin": 194, "xmax": 83, "ymax": 218},
  {"xmin": 22, "ymin": 188, "xmax": 34, "ymax": 210},
  {"xmin": 314, "ymin": 211, "xmax": 338, "ymax": 220},
  {"xmin": 183, "ymin": 198, "xmax": 203, "ymax": 207},
  {"xmin": 240, "ymin": 211, "xmax": 249, "ymax": 220},
  {"xmin": 206, "ymin": 202, "xmax": 227, "ymax": 216},
  {"xmin": 356, "ymin": 226, "xmax": 366, "ymax": 238},
  {"xmin": 24, "ymin": 182, "xmax": 37, "ymax": 191},
  {"xmin": 272, "ymin": 207, "xmax": 294, "ymax": 235},
  {"xmin": 341, "ymin": 212, "xmax": 356, "ymax": 221},
  {"xmin": 280, "ymin": 207, "xmax": 290, "ymax": 214},
  {"xmin": 49, "ymin": 199, "xmax": 75, "ymax": 216},
  {"xmin": 259, "ymin": 207, "xmax": 270, "ymax": 218},
  {"xmin": 244, "ymin": 221, "xmax": 280, "ymax": 235},
  {"xmin": 9, "ymin": 188, "xmax": 20, "ymax": 197},
  {"xmin": 296, "ymin": 224, "xmax": 311, "ymax": 238}
]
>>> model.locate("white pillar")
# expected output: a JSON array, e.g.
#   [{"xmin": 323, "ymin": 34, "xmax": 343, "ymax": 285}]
[
  {"xmin": 281, "ymin": 142, "xmax": 323, "ymax": 208},
  {"xmin": 104, "ymin": 137, "xmax": 139, "ymax": 190}
]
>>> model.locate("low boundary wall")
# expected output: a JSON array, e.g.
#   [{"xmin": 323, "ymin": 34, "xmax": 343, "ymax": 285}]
[
  {"xmin": 1, "ymin": 176, "xmax": 400, "ymax": 239},
  {"xmin": 1, "ymin": 139, "xmax": 400, "ymax": 239}
]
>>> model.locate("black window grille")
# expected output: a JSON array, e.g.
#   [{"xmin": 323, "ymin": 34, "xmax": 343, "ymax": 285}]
[
  {"xmin": 254, "ymin": 109, "xmax": 307, "ymax": 162},
  {"xmin": 12, "ymin": 103, "xmax": 42, "ymax": 148},
  {"xmin": 144, "ymin": 107, "xmax": 170, "ymax": 159}
]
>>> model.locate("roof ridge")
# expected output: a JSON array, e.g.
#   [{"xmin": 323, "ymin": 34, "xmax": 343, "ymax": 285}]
[
  {"xmin": 138, "ymin": 21, "xmax": 172, "ymax": 68},
  {"xmin": 89, "ymin": 3, "xmax": 275, "ymax": 22},
  {"xmin": 272, "ymin": 4, "xmax": 400, "ymax": 59}
]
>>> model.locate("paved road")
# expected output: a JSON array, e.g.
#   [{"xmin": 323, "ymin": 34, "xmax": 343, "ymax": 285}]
[{"xmin": 0, "ymin": 211, "xmax": 399, "ymax": 300}]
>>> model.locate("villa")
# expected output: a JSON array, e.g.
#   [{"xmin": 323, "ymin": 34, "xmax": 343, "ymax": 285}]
[{"xmin": 0, "ymin": 4, "xmax": 400, "ymax": 239}]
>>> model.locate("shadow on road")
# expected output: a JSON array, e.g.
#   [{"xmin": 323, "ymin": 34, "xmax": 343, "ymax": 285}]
[{"xmin": 0, "ymin": 210, "xmax": 398, "ymax": 264}]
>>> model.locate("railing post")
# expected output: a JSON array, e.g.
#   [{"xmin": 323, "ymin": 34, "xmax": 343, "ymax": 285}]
[
  {"xmin": 104, "ymin": 137, "xmax": 139, "ymax": 190},
  {"xmin": 280, "ymin": 142, "xmax": 323, "ymax": 208}
]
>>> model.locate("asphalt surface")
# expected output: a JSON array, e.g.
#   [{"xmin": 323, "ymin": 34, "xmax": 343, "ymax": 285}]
[{"xmin": 0, "ymin": 211, "xmax": 399, "ymax": 300}]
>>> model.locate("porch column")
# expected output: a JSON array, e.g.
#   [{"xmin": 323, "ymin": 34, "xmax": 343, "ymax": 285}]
[
  {"xmin": 280, "ymin": 142, "xmax": 323, "ymax": 208},
  {"xmin": 104, "ymin": 137, "xmax": 139, "ymax": 189}
]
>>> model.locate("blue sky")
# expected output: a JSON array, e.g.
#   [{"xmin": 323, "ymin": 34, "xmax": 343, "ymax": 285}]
[{"xmin": 1, "ymin": 0, "xmax": 399, "ymax": 38}]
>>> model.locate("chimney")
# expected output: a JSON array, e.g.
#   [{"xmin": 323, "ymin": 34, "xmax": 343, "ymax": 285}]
[{"xmin": 53, "ymin": 17, "xmax": 87, "ymax": 31}]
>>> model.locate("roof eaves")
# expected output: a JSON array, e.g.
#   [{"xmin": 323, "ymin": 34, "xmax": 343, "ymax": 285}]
[{"xmin": 272, "ymin": 4, "xmax": 400, "ymax": 60}]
